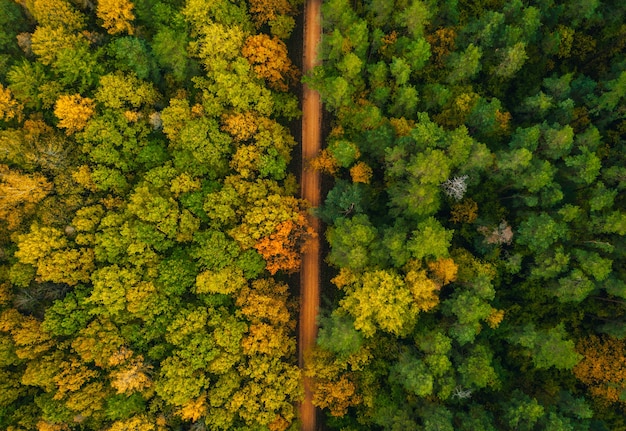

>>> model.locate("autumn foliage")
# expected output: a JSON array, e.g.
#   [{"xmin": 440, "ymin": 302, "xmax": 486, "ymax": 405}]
[
  {"xmin": 242, "ymin": 34, "xmax": 299, "ymax": 91},
  {"xmin": 255, "ymin": 213, "xmax": 316, "ymax": 274},
  {"xmin": 0, "ymin": 165, "xmax": 52, "ymax": 229},
  {"xmin": 96, "ymin": 0, "xmax": 135, "ymax": 35},
  {"xmin": 248, "ymin": 0, "xmax": 295, "ymax": 27},
  {"xmin": 53, "ymin": 94, "xmax": 96, "ymax": 134},
  {"xmin": 574, "ymin": 335, "xmax": 626, "ymax": 406}
]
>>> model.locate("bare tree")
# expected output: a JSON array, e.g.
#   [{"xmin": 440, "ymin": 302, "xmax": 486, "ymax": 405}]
[{"xmin": 442, "ymin": 175, "xmax": 469, "ymax": 201}]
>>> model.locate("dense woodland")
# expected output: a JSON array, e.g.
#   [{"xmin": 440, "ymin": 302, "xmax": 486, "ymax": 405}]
[
  {"xmin": 0, "ymin": 0, "xmax": 309, "ymax": 429},
  {"xmin": 305, "ymin": 0, "xmax": 626, "ymax": 430},
  {"xmin": 2, "ymin": 0, "xmax": 626, "ymax": 430}
]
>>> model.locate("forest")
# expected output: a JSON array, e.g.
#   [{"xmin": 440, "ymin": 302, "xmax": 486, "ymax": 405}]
[{"xmin": 1, "ymin": 0, "xmax": 626, "ymax": 430}]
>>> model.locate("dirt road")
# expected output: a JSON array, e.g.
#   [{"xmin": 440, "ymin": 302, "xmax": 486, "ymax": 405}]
[{"xmin": 299, "ymin": 0, "xmax": 322, "ymax": 430}]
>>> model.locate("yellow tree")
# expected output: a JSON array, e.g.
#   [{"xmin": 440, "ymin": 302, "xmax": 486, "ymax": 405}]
[
  {"xmin": 14, "ymin": 224, "xmax": 94, "ymax": 286},
  {"xmin": 242, "ymin": 34, "xmax": 299, "ymax": 91},
  {"xmin": 30, "ymin": 0, "xmax": 86, "ymax": 31},
  {"xmin": 96, "ymin": 0, "xmax": 135, "ymax": 35},
  {"xmin": 248, "ymin": 0, "xmax": 294, "ymax": 27},
  {"xmin": 0, "ymin": 165, "xmax": 52, "ymax": 230},
  {"xmin": 349, "ymin": 161, "xmax": 373, "ymax": 184},
  {"xmin": 53, "ymin": 94, "xmax": 95, "ymax": 135},
  {"xmin": 0, "ymin": 84, "xmax": 23, "ymax": 122},
  {"xmin": 305, "ymin": 348, "xmax": 364, "ymax": 417}
]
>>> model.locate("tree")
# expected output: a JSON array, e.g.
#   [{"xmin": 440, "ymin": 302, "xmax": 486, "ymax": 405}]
[
  {"xmin": 242, "ymin": 34, "xmax": 299, "ymax": 91},
  {"xmin": 335, "ymin": 269, "xmax": 419, "ymax": 337},
  {"xmin": 326, "ymin": 214, "xmax": 378, "ymax": 270},
  {"xmin": 0, "ymin": 84, "xmax": 23, "ymax": 122},
  {"xmin": 29, "ymin": 0, "xmax": 86, "ymax": 31},
  {"xmin": 254, "ymin": 213, "xmax": 315, "ymax": 274},
  {"xmin": 574, "ymin": 335, "xmax": 626, "ymax": 406},
  {"xmin": 53, "ymin": 94, "xmax": 95, "ymax": 135},
  {"xmin": 509, "ymin": 324, "xmax": 581, "ymax": 370},
  {"xmin": 0, "ymin": 166, "xmax": 52, "ymax": 229},
  {"xmin": 96, "ymin": 0, "xmax": 135, "ymax": 35}
]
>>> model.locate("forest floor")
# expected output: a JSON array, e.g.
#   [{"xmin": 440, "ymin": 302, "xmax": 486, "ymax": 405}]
[{"xmin": 299, "ymin": 0, "xmax": 322, "ymax": 430}]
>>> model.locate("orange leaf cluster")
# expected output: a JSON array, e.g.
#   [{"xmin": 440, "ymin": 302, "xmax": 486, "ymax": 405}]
[
  {"xmin": 574, "ymin": 335, "xmax": 626, "ymax": 405},
  {"xmin": 389, "ymin": 117, "xmax": 415, "ymax": 137},
  {"xmin": 242, "ymin": 34, "xmax": 299, "ymax": 91},
  {"xmin": 350, "ymin": 162, "xmax": 373, "ymax": 184},
  {"xmin": 427, "ymin": 27, "xmax": 457, "ymax": 66},
  {"xmin": 309, "ymin": 149, "xmax": 338, "ymax": 175},
  {"xmin": 378, "ymin": 30, "xmax": 398, "ymax": 57},
  {"xmin": 495, "ymin": 109, "xmax": 512, "ymax": 133},
  {"xmin": 254, "ymin": 213, "xmax": 315, "ymax": 274},
  {"xmin": 427, "ymin": 257, "xmax": 458, "ymax": 286}
]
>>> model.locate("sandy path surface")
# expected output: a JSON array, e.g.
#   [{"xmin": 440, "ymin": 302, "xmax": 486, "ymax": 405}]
[{"xmin": 299, "ymin": 0, "xmax": 322, "ymax": 430}]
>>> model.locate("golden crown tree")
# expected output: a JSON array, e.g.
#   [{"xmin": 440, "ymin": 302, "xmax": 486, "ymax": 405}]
[
  {"xmin": 53, "ymin": 94, "xmax": 95, "ymax": 135},
  {"xmin": 96, "ymin": 0, "xmax": 135, "ymax": 35}
]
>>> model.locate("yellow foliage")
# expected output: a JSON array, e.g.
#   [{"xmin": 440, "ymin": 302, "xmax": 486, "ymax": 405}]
[
  {"xmin": 242, "ymin": 323, "xmax": 293, "ymax": 357},
  {"xmin": 71, "ymin": 165, "xmax": 99, "ymax": 192},
  {"xmin": 0, "ymin": 283, "xmax": 12, "ymax": 306},
  {"xmin": 53, "ymin": 358, "xmax": 98, "ymax": 400},
  {"xmin": 64, "ymin": 381, "xmax": 106, "ymax": 418},
  {"xmin": 3, "ymin": 311, "xmax": 54, "ymax": 359},
  {"xmin": 0, "ymin": 165, "xmax": 52, "ymax": 230},
  {"xmin": 309, "ymin": 149, "xmax": 338, "ymax": 175},
  {"xmin": 72, "ymin": 319, "xmax": 125, "ymax": 368},
  {"xmin": 54, "ymin": 94, "xmax": 96, "ymax": 134},
  {"xmin": 123, "ymin": 110, "xmax": 141, "ymax": 122},
  {"xmin": 486, "ymin": 308, "xmax": 505, "ymax": 329},
  {"xmin": 107, "ymin": 416, "xmax": 156, "ymax": 431},
  {"xmin": 170, "ymin": 172, "xmax": 202, "ymax": 197},
  {"xmin": 450, "ymin": 198, "xmax": 478, "ymax": 223},
  {"xmin": 36, "ymin": 421, "xmax": 69, "ymax": 431},
  {"xmin": 495, "ymin": 109, "xmax": 512, "ymax": 133},
  {"xmin": 178, "ymin": 394, "xmax": 208, "ymax": 422},
  {"xmin": 107, "ymin": 346, "xmax": 134, "ymax": 367},
  {"xmin": 405, "ymin": 269, "xmax": 440, "ymax": 312},
  {"xmin": 331, "ymin": 267, "xmax": 358, "ymax": 289},
  {"xmin": 248, "ymin": 0, "xmax": 294, "ymax": 27},
  {"xmin": 95, "ymin": 72, "xmax": 159, "ymax": 109},
  {"xmin": 306, "ymin": 349, "xmax": 364, "ymax": 417},
  {"xmin": 349, "ymin": 162, "xmax": 373, "ymax": 184},
  {"xmin": 110, "ymin": 358, "xmax": 153, "ymax": 394},
  {"xmin": 196, "ymin": 267, "xmax": 247, "ymax": 295},
  {"xmin": 31, "ymin": 0, "xmax": 86, "ymax": 31},
  {"xmin": 427, "ymin": 257, "xmax": 458, "ymax": 286},
  {"xmin": 230, "ymin": 144, "xmax": 261, "ymax": 179},
  {"xmin": 269, "ymin": 416, "xmax": 290, "ymax": 431},
  {"xmin": 0, "ymin": 84, "xmax": 23, "ymax": 122},
  {"xmin": 389, "ymin": 117, "xmax": 415, "ymax": 137},
  {"xmin": 96, "ymin": 0, "xmax": 135, "ymax": 35},
  {"xmin": 221, "ymin": 112, "xmax": 259, "ymax": 141},
  {"xmin": 31, "ymin": 26, "xmax": 85, "ymax": 66},
  {"xmin": 14, "ymin": 225, "xmax": 67, "ymax": 266}
]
